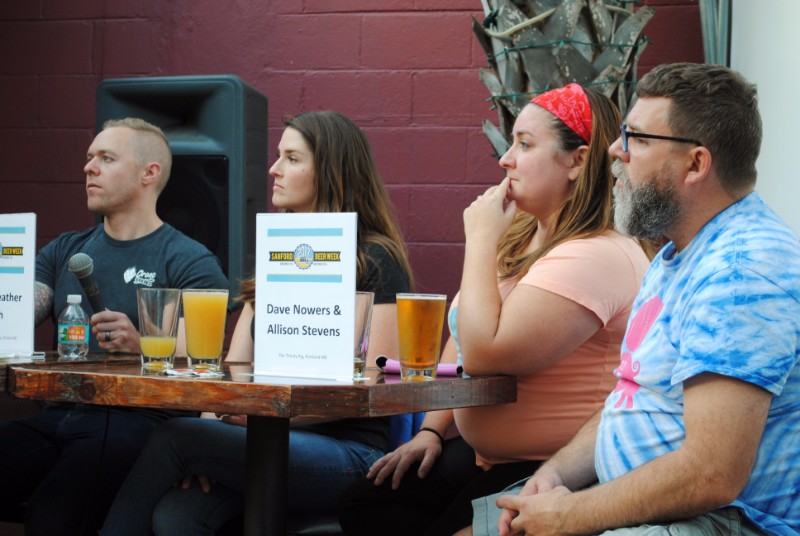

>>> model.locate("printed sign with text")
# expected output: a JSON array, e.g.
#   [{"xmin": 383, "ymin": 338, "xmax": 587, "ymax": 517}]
[
  {"xmin": 254, "ymin": 213, "xmax": 357, "ymax": 380},
  {"xmin": 0, "ymin": 213, "xmax": 36, "ymax": 356}
]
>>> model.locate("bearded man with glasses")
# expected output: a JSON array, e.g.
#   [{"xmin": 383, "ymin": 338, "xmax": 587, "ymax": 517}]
[{"xmin": 466, "ymin": 63, "xmax": 800, "ymax": 536}]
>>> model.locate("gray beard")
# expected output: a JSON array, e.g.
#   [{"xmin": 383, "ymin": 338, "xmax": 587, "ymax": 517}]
[{"xmin": 612, "ymin": 160, "xmax": 680, "ymax": 240}]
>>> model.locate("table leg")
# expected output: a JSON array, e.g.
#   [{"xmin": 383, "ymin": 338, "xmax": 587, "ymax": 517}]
[{"xmin": 245, "ymin": 415, "xmax": 290, "ymax": 536}]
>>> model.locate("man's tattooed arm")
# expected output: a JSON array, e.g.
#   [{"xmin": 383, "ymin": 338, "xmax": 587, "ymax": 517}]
[{"xmin": 34, "ymin": 281, "xmax": 54, "ymax": 326}]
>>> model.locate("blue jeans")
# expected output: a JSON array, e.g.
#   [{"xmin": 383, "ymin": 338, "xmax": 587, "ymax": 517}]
[
  {"xmin": 101, "ymin": 417, "xmax": 384, "ymax": 536},
  {"xmin": 0, "ymin": 404, "xmax": 164, "ymax": 536}
]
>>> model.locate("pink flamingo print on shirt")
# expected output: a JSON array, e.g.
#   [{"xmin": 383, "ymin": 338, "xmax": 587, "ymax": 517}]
[{"xmin": 612, "ymin": 296, "xmax": 663, "ymax": 409}]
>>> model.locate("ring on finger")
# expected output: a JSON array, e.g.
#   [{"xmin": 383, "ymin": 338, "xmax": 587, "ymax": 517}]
[{"xmin": 105, "ymin": 330, "xmax": 112, "ymax": 342}]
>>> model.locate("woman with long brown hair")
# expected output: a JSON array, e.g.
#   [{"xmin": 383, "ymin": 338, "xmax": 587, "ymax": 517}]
[
  {"xmin": 102, "ymin": 111, "xmax": 413, "ymax": 535},
  {"xmin": 338, "ymin": 85, "xmax": 651, "ymax": 536}
]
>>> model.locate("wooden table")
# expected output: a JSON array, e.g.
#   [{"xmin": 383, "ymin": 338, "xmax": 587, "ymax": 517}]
[
  {"xmin": 0, "ymin": 353, "xmax": 138, "ymax": 394},
  {"xmin": 0, "ymin": 360, "xmax": 23, "ymax": 394},
  {"xmin": 9, "ymin": 359, "xmax": 516, "ymax": 535}
]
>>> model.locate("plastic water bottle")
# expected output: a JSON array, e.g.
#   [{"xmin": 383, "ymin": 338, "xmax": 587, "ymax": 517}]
[{"xmin": 57, "ymin": 294, "xmax": 90, "ymax": 359}]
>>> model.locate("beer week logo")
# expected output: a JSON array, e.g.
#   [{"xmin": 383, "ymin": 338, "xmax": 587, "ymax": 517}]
[
  {"xmin": 269, "ymin": 243, "xmax": 341, "ymax": 270},
  {"xmin": 0, "ymin": 243, "xmax": 24, "ymax": 260}
]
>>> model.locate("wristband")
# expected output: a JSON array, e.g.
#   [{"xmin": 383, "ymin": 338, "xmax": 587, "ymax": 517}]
[{"xmin": 417, "ymin": 427, "xmax": 444, "ymax": 443}]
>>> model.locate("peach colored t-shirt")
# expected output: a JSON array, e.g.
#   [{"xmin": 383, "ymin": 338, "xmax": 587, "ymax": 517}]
[{"xmin": 452, "ymin": 230, "xmax": 650, "ymax": 469}]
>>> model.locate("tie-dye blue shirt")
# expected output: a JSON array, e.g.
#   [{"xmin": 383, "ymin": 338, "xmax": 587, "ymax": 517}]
[{"xmin": 596, "ymin": 192, "xmax": 800, "ymax": 535}]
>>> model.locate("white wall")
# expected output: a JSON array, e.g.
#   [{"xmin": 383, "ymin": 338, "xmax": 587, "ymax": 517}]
[{"xmin": 730, "ymin": 0, "xmax": 800, "ymax": 231}]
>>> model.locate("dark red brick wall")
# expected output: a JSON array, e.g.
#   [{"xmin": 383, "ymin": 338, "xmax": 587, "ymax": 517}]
[{"xmin": 0, "ymin": 1, "xmax": 702, "ymax": 350}]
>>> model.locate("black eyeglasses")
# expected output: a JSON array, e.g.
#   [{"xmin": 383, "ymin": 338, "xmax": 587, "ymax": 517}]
[{"xmin": 619, "ymin": 124, "xmax": 702, "ymax": 152}]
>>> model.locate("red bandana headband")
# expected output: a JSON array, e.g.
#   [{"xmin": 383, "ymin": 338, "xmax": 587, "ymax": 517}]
[{"xmin": 531, "ymin": 83, "xmax": 593, "ymax": 144}]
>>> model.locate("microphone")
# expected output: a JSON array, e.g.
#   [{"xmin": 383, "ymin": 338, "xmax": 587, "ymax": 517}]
[{"xmin": 68, "ymin": 253, "xmax": 106, "ymax": 313}]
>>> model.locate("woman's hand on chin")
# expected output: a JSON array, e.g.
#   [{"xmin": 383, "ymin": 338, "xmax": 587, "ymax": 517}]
[{"xmin": 464, "ymin": 177, "xmax": 517, "ymax": 246}]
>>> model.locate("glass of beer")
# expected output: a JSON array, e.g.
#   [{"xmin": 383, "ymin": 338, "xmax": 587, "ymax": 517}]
[
  {"xmin": 353, "ymin": 291, "xmax": 374, "ymax": 380},
  {"xmin": 396, "ymin": 293, "xmax": 447, "ymax": 381},
  {"xmin": 182, "ymin": 288, "xmax": 229, "ymax": 371},
  {"xmin": 137, "ymin": 288, "xmax": 181, "ymax": 371}
]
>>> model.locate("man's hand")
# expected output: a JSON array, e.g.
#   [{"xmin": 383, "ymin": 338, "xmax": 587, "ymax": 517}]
[
  {"xmin": 497, "ymin": 486, "xmax": 573, "ymax": 536},
  {"xmin": 497, "ymin": 466, "xmax": 566, "ymax": 536},
  {"xmin": 367, "ymin": 432, "xmax": 443, "ymax": 490},
  {"xmin": 91, "ymin": 310, "xmax": 140, "ymax": 354}
]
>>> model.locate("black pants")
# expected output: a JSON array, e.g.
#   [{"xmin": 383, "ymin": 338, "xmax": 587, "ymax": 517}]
[
  {"xmin": 338, "ymin": 437, "xmax": 541, "ymax": 536},
  {"xmin": 0, "ymin": 405, "xmax": 163, "ymax": 536}
]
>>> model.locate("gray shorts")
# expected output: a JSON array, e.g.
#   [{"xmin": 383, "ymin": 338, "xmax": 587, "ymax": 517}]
[
  {"xmin": 472, "ymin": 489, "xmax": 765, "ymax": 536},
  {"xmin": 471, "ymin": 482, "xmax": 525, "ymax": 536}
]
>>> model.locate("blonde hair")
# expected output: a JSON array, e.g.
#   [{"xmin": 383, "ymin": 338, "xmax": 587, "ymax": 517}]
[{"xmin": 102, "ymin": 118, "xmax": 173, "ymax": 192}]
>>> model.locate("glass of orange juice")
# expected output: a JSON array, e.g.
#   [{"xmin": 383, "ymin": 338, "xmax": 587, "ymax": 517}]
[
  {"xmin": 182, "ymin": 288, "xmax": 229, "ymax": 371},
  {"xmin": 137, "ymin": 288, "xmax": 181, "ymax": 371},
  {"xmin": 396, "ymin": 293, "xmax": 447, "ymax": 381}
]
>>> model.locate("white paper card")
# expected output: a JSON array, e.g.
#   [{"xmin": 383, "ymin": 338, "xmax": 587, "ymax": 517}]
[
  {"xmin": 254, "ymin": 213, "xmax": 357, "ymax": 380},
  {"xmin": 0, "ymin": 213, "xmax": 37, "ymax": 356}
]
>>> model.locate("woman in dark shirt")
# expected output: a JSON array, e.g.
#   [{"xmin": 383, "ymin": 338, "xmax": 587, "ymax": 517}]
[{"xmin": 102, "ymin": 111, "xmax": 412, "ymax": 535}]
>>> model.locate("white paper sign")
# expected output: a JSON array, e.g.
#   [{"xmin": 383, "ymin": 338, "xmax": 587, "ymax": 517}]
[
  {"xmin": 254, "ymin": 213, "xmax": 357, "ymax": 380},
  {"xmin": 0, "ymin": 213, "xmax": 36, "ymax": 356}
]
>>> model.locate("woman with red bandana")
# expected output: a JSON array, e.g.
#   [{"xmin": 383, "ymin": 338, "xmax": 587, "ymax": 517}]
[{"xmin": 338, "ymin": 84, "xmax": 652, "ymax": 536}]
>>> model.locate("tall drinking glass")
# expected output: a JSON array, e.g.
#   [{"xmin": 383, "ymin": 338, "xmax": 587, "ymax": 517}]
[
  {"xmin": 182, "ymin": 288, "xmax": 229, "ymax": 371},
  {"xmin": 353, "ymin": 291, "xmax": 374, "ymax": 380},
  {"xmin": 137, "ymin": 288, "xmax": 181, "ymax": 371},
  {"xmin": 396, "ymin": 293, "xmax": 447, "ymax": 381}
]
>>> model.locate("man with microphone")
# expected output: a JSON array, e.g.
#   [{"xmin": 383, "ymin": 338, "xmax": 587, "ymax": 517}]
[{"xmin": 0, "ymin": 117, "xmax": 229, "ymax": 535}]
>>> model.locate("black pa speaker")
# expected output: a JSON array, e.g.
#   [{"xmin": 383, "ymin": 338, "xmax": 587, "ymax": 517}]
[{"xmin": 95, "ymin": 75, "xmax": 268, "ymax": 299}]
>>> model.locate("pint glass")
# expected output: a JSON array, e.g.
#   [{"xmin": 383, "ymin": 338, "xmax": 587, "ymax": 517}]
[
  {"xmin": 396, "ymin": 293, "xmax": 446, "ymax": 381},
  {"xmin": 182, "ymin": 289, "xmax": 228, "ymax": 371}
]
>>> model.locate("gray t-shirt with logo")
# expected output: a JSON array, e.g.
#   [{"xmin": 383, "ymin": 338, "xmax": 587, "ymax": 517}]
[{"xmin": 37, "ymin": 223, "xmax": 229, "ymax": 353}]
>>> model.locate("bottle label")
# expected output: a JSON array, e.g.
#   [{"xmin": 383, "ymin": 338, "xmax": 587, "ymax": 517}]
[{"xmin": 58, "ymin": 324, "xmax": 89, "ymax": 344}]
